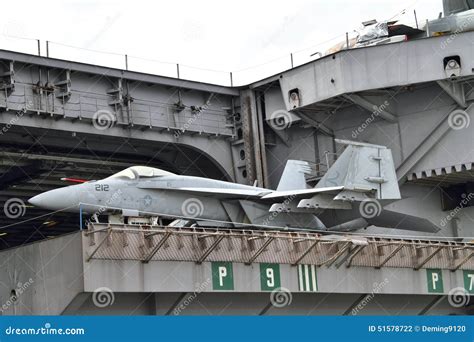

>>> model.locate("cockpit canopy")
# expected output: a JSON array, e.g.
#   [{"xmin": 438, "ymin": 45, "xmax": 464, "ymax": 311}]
[{"xmin": 107, "ymin": 166, "xmax": 175, "ymax": 180}]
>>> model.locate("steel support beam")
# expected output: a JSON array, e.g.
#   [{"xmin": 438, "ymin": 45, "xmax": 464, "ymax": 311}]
[
  {"xmin": 143, "ymin": 231, "xmax": 172, "ymax": 263},
  {"xmin": 246, "ymin": 237, "xmax": 275, "ymax": 265},
  {"xmin": 376, "ymin": 244, "xmax": 405, "ymax": 269},
  {"xmin": 294, "ymin": 111, "xmax": 334, "ymax": 136},
  {"xmin": 267, "ymin": 124, "xmax": 290, "ymax": 146},
  {"xmin": 342, "ymin": 294, "xmax": 369, "ymax": 316},
  {"xmin": 318, "ymin": 242, "xmax": 351, "ymax": 267},
  {"xmin": 335, "ymin": 244, "xmax": 361, "ymax": 268},
  {"xmin": 418, "ymin": 295, "xmax": 444, "ymax": 315},
  {"xmin": 437, "ymin": 80, "xmax": 467, "ymax": 108},
  {"xmin": 395, "ymin": 104, "xmax": 465, "ymax": 182},
  {"xmin": 164, "ymin": 293, "xmax": 188, "ymax": 316},
  {"xmin": 342, "ymin": 94, "xmax": 397, "ymax": 123},
  {"xmin": 255, "ymin": 91, "xmax": 269, "ymax": 187},
  {"xmin": 240, "ymin": 89, "xmax": 264, "ymax": 186},
  {"xmin": 292, "ymin": 240, "xmax": 319, "ymax": 265},
  {"xmin": 196, "ymin": 235, "xmax": 225, "ymax": 264},
  {"xmin": 86, "ymin": 229, "xmax": 112, "ymax": 262},
  {"xmin": 452, "ymin": 250, "xmax": 474, "ymax": 271},
  {"xmin": 414, "ymin": 246, "xmax": 444, "ymax": 270},
  {"xmin": 345, "ymin": 245, "xmax": 366, "ymax": 268}
]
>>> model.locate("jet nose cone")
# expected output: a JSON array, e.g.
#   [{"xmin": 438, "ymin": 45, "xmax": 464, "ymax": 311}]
[
  {"xmin": 28, "ymin": 187, "xmax": 81, "ymax": 212},
  {"xmin": 28, "ymin": 194, "xmax": 43, "ymax": 207}
]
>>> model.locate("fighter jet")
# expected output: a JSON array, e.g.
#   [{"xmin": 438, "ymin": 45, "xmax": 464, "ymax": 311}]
[{"xmin": 28, "ymin": 140, "xmax": 440, "ymax": 233}]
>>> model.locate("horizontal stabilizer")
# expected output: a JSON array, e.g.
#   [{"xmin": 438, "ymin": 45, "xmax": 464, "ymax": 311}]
[
  {"xmin": 367, "ymin": 210, "xmax": 440, "ymax": 233},
  {"xmin": 262, "ymin": 186, "xmax": 344, "ymax": 200}
]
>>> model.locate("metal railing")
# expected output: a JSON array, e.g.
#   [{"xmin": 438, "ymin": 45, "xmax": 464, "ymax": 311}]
[
  {"xmin": 0, "ymin": 83, "xmax": 234, "ymax": 137},
  {"xmin": 85, "ymin": 223, "xmax": 474, "ymax": 271}
]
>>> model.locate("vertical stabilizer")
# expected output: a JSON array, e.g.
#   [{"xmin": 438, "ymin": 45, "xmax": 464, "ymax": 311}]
[
  {"xmin": 316, "ymin": 140, "xmax": 401, "ymax": 200},
  {"xmin": 276, "ymin": 160, "xmax": 312, "ymax": 191}
]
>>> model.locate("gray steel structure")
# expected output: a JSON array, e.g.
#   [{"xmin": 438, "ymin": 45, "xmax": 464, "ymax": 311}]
[
  {"xmin": 0, "ymin": 231, "xmax": 471, "ymax": 316},
  {"xmin": 1, "ymin": 5, "xmax": 474, "ymax": 314}
]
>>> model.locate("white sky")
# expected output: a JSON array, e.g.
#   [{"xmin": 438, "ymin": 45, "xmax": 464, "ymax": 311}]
[{"xmin": 1, "ymin": 0, "xmax": 442, "ymax": 85}]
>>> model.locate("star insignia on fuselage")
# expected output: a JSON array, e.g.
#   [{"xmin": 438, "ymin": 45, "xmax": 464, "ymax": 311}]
[{"xmin": 143, "ymin": 195, "xmax": 152, "ymax": 207}]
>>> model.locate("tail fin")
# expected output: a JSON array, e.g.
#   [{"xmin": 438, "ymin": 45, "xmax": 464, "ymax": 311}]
[
  {"xmin": 316, "ymin": 139, "xmax": 400, "ymax": 200},
  {"xmin": 276, "ymin": 160, "xmax": 312, "ymax": 191}
]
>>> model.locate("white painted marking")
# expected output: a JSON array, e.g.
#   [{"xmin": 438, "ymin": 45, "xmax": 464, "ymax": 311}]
[
  {"xmin": 311, "ymin": 265, "xmax": 317, "ymax": 291},
  {"xmin": 218, "ymin": 266, "xmax": 227, "ymax": 287}
]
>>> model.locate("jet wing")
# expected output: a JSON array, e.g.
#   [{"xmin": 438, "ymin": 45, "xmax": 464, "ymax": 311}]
[
  {"xmin": 175, "ymin": 187, "xmax": 271, "ymax": 198},
  {"xmin": 137, "ymin": 184, "xmax": 270, "ymax": 199}
]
